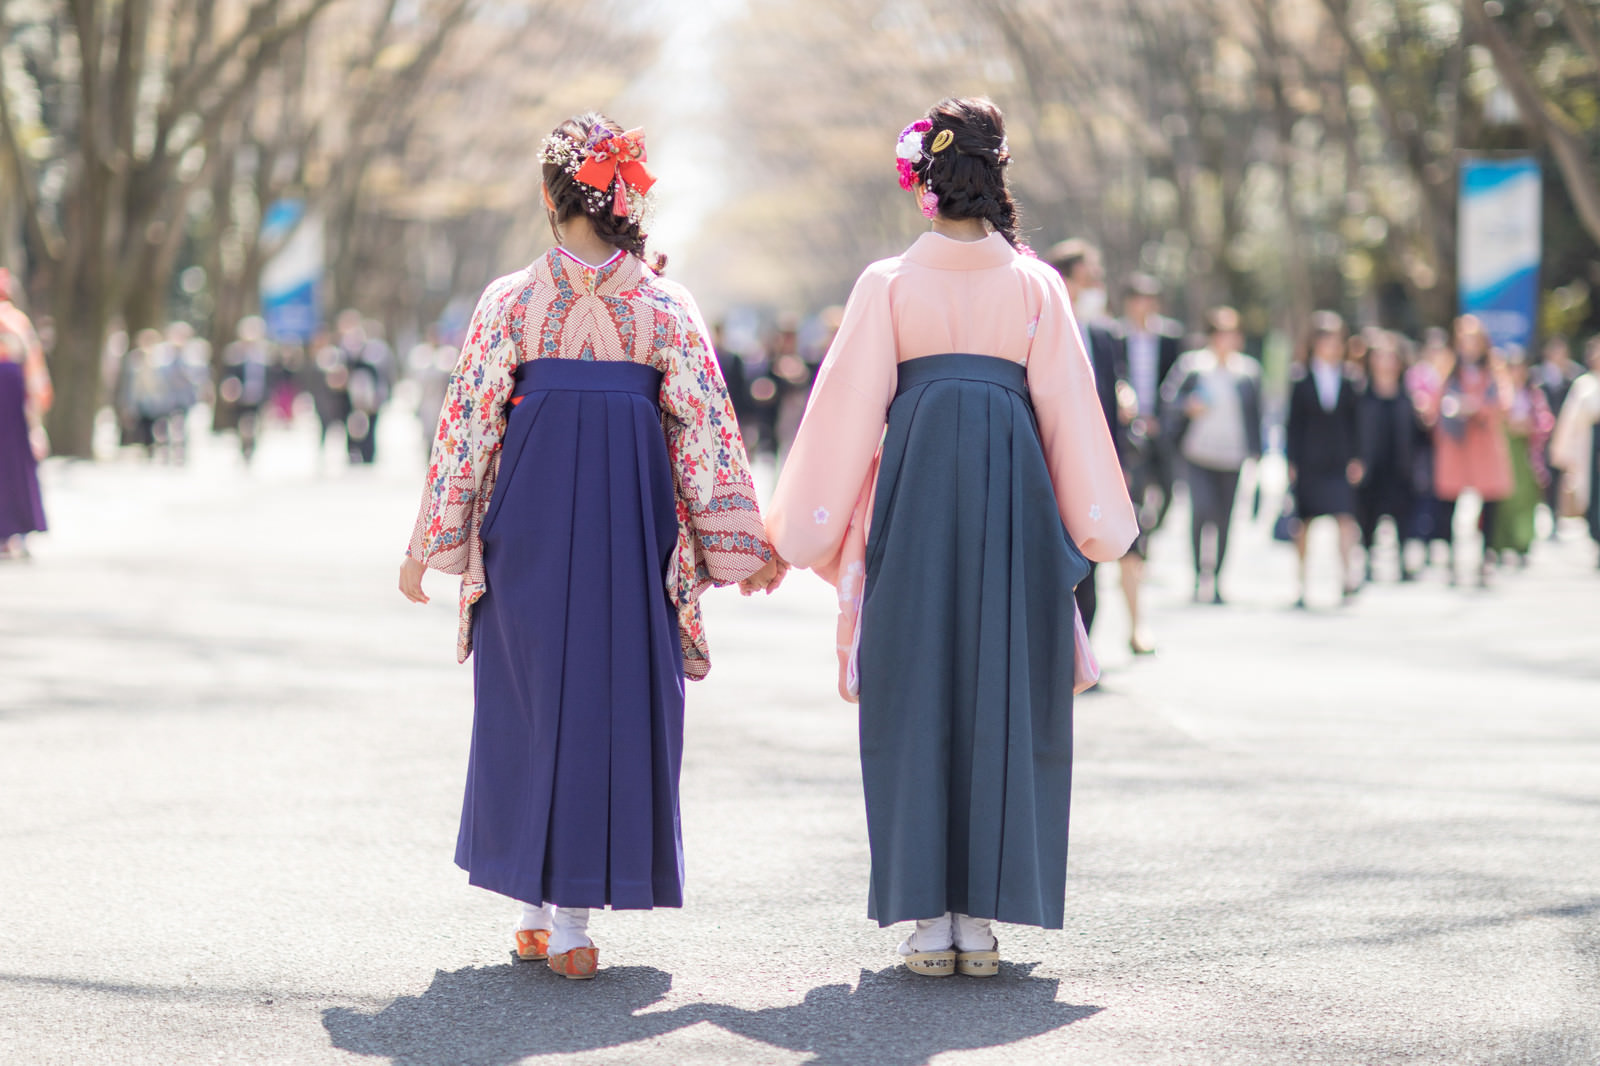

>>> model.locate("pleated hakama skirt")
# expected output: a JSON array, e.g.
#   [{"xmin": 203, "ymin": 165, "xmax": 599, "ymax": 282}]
[
  {"xmin": 461, "ymin": 359, "xmax": 686, "ymax": 910},
  {"xmin": 859, "ymin": 353, "xmax": 1091, "ymax": 929},
  {"xmin": 0, "ymin": 361, "xmax": 46, "ymax": 539}
]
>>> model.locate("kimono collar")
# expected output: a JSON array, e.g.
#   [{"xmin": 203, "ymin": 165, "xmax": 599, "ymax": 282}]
[
  {"xmin": 903, "ymin": 230, "xmax": 1017, "ymax": 271},
  {"xmin": 543, "ymin": 247, "xmax": 643, "ymax": 296}
]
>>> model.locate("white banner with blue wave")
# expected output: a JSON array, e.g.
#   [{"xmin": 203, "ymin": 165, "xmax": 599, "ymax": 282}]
[
  {"xmin": 259, "ymin": 199, "xmax": 324, "ymax": 343},
  {"xmin": 1458, "ymin": 155, "xmax": 1542, "ymax": 352}
]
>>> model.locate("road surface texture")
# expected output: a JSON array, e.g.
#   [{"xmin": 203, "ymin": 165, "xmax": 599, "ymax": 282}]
[{"xmin": 3, "ymin": 410, "xmax": 1598, "ymax": 1065}]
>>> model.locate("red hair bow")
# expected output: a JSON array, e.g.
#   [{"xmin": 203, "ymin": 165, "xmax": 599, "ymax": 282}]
[{"xmin": 575, "ymin": 128, "xmax": 656, "ymax": 216}]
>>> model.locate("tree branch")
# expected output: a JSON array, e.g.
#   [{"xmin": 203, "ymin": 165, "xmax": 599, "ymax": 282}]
[
  {"xmin": 0, "ymin": 53, "xmax": 64, "ymax": 263},
  {"xmin": 1468, "ymin": 0, "xmax": 1600, "ymax": 245}
]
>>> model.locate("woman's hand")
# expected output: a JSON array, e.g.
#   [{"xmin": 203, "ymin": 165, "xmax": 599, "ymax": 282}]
[
  {"xmin": 399, "ymin": 555, "xmax": 429, "ymax": 604},
  {"xmin": 739, "ymin": 550, "xmax": 791, "ymax": 596}
]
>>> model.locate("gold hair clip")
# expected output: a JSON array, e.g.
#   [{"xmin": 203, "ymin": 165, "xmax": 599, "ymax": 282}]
[{"xmin": 931, "ymin": 129, "xmax": 954, "ymax": 153}]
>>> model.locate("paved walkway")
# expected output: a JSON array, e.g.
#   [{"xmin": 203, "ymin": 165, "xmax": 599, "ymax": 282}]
[{"xmin": 2, "ymin": 410, "xmax": 1598, "ymax": 1065}]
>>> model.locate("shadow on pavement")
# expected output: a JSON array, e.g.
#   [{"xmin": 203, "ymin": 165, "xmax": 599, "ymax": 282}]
[
  {"xmin": 322, "ymin": 959, "xmax": 1101, "ymax": 1065},
  {"xmin": 698, "ymin": 963, "xmax": 1102, "ymax": 1066}
]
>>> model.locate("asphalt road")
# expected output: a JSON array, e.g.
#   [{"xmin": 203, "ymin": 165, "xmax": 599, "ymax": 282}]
[{"xmin": 3, "ymin": 410, "xmax": 1598, "ymax": 1066}]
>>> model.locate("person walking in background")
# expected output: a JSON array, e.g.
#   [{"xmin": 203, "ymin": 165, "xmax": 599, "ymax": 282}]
[
  {"xmin": 1046, "ymin": 238, "xmax": 1122, "ymax": 636},
  {"xmin": 219, "ymin": 316, "xmax": 273, "ymax": 464},
  {"xmin": 1412, "ymin": 315, "xmax": 1513, "ymax": 587},
  {"xmin": 1536, "ymin": 335, "xmax": 1581, "ymax": 538},
  {"xmin": 769, "ymin": 98, "xmax": 1135, "ymax": 978},
  {"xmin": 1551, "ymin": 336, "xmax": 1600, "ymax": 567},
  {"xmin": 337, "ymin": 313, "xmax": 394, "ymax": 465},
  {"xmin": 1488, "ymin": 350, "xmax": 1555, "ymax": 566},
  {"xmin": 399, "ymin": 112, "xmax": 780, "ymax": 980},
  {"xmin": 1406, "ymin": 328, "xmax": 1453, "ymax": 568},
  {"xmin": 1114, "ymin": 272, "xmax": 1182, "ymax": 654},
  {"xmin": 1286, "ymin": 311, "xmax": 1363, "ymax": 607},
  {"xmin": 0, "ymin": 269, "xmax": 50, "ymax": 559},
  {"xmin": 1162, "ymin": 307, "xmax": 1261, "ymax": 605},
  {"xmin": 119, "ymin": 329, "xmax": 176, "ymax": 461},
  {"xmin": 1355, "ymin": 331, "xmax": 1418, "ymax": 582}
]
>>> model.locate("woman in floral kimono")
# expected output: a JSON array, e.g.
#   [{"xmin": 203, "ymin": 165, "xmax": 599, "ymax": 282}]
[
  {"xmin": 399, "ymin": 113, "xmax": 781, "ymax": 979},
  {"xmin": 767, "ymin": 98, "xmax": 1136, "ymax": 977}
]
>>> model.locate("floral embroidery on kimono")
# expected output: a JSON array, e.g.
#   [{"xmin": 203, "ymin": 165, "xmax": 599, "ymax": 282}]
[{"xmin": 408, "ymin": 249, "xmax": 770, "ymax": 677}]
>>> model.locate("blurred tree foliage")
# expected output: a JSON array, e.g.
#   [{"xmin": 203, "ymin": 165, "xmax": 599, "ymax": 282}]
[
  {"xmin": 703, "ymin": 0, "xmax": 1600, "ymax": 355},
  {"xmin": 0, "ymin": 0, "xmax": 645, "ymax": 457}
]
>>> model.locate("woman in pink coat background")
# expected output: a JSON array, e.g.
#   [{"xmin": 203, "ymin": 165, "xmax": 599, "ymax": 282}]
[
  {"xmin": 766, "ymin": 97, "xmax": 1135, "ymax": 979},
  {"xmin": 1412, "ymin": 315, "xmax": 1513, "ymax": 586}
]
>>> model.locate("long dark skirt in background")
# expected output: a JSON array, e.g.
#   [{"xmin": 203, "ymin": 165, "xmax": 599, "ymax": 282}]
[
  {"xmin": 0, "ymin": 361, "xmax": 46, "ymax": 540},
  {"xmin": 461, "ymin": 360, "xmax": 686, "ymax": 911},
  {"xmin": 858, "ymin": 353, "xmax": 1090, "ymax": 930}
]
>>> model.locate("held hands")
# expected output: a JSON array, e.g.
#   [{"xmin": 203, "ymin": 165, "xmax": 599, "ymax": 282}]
[
  {"xmin": 739, "ymin": 550, "xmax": 791, "ymax": 596},
  {"xmin": 399, "ymin": 555, "xmax": 429, "ymax": 604}
]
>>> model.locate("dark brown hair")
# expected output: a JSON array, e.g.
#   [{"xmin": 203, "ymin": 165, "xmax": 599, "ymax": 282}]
[
  {"xmin": 542, "ymin": 112, "xmax": 666, "ymax": 273},
  {"xmin": 908, "ymin": 97, "xmax": 1024, "ymax": 250}
]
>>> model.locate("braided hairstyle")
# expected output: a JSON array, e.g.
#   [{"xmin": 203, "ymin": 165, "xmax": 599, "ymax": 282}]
[
  {"xmin": 907, "ymin": 97, "xmax": 1024, "ymax": 249},
  {"xmin": 541, "ymin": 112, "xmax": 667, "ymax": 273}
]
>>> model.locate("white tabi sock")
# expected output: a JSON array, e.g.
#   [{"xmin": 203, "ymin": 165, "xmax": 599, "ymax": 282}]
[
  {"xmin": 548, "ymin": 906, "xmax": 592, "ymax": 955},
  {"xmin": 514, "ymin": 901, "xmax": 552, "ymax": 933},
  {"xmin": 897, "ymin": 913, "xmax": 953, "ymax": 955},
  {"xmin": 952, "ymin": 913, "xmax": 997, "ymax": 952}
]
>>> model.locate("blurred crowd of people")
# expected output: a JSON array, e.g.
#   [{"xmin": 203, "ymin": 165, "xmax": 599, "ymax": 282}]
[
  {"xmin": 1042, "ymin": 240, "xmax": 1600, "ymax": 657},
  {"xmin": 95, "ymin": 309, "xmax": 401, "ymax": 468}
]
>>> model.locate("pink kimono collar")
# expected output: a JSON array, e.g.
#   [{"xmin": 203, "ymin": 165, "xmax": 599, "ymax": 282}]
[{"xmin": 902, "ymin": 231, "xmax": 1017, "ymax": 271}]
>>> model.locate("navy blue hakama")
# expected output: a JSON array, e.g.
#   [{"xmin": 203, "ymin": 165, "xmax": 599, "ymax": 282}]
[{"xmin": 459, "ymin": 359, "xmax": 686, "ymax": 910}]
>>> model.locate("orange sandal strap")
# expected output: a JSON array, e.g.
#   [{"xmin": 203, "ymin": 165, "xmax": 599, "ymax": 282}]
[
  {"xmin": 514, "ymin": 929, "xmax": 550, "ymax": 960},
  {"xmin": 547, "ymin": 945, "xmax": 598, "ymax": 979}
]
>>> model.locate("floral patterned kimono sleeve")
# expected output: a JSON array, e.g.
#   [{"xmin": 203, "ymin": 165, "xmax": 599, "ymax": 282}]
[
  {"xmin": 407, "ymin": 277, "xmax": 521, "ymax": 662},
  {"xmin": 654, "ymin": 283, "xmax": 771, "ymax": 677},
  {"xmin": 1026, "ymin": 270, "xmax": 1138, "ymax": 562},
  {"xmin": 767, "ymin": 265, "xmax": 899, "ymax": 575}
]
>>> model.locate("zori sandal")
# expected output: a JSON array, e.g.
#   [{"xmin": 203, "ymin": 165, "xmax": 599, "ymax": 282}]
[
  {"xmin": 547, "ymin": 944, "xmax": 599, "ymax": 980},
  {"xmin": 957, "ymin": 938, "xmax": 1000, "ymax": 977},
  {"xmin": 901, "ymin": 948, "xmax": 957, "ymax": 977},
  {"xmin": 513, "ymin": 928, "xmax": 549, "ymax": 962}
]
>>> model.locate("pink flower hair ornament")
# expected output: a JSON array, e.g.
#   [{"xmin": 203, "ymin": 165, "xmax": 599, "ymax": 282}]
[{"xmin": 894, "ymin": 119, "xmax": 933, "ymax": 190}]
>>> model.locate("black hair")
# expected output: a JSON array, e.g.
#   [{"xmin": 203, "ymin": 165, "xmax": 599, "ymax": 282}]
[
  {"xmin": 542, "ymin": 112, "xmax": 667, "ymax": 273},
  {"xmin": 909, "ymin": 97, "xmax": 1024, "ymax": 250}
]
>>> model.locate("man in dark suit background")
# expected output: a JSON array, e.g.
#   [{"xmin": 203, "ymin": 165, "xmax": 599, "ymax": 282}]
[
  {"xmin": 1047, "ymin": 240, "xmax": 1124, "ymax": 641},
  {"xmin": 1112, "ymin": 272, "xmax": 1184, "ymax": 654}
]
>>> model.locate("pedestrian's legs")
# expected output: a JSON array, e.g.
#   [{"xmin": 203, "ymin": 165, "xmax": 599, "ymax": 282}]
[
  {"xmin": 1477, "ymin": 498, "xmax": 1501, "ymax": 584},
  {"xmin": 1210, "ymin": 470, "xmax": 1240, "ymax": 601},
  {"xmin": 1438, "ymin": 498, "xmax": 1459, "ymax": 581},
  {"xmin": 1293, "ymin": 518, "xmax": 1311, "ymax": 606},
  {"xmin": 1337, "ymin": 514, "xmax": 1360, "ymax": 595},
  {"xmin": 1121, "ymin": 553, "xmax": 1153, "ymax": 653}
]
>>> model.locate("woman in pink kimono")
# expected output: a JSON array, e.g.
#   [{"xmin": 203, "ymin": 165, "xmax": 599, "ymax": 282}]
[{"xmin": 766, "ymin": 98, "xmax": 1136, "ymax": 977}]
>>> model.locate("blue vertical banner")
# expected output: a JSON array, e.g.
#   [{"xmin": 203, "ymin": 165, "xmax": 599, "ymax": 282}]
[
  {"xmin": 259, "ymin": 199, "xmax": 324, "ymax": 343},
  {"xmin": 1458, "ymin": 156, "xmax": 1542, "ymax": 351}
]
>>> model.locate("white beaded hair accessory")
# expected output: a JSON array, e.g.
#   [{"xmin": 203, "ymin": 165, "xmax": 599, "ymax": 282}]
[{"xmin": 539, "ymin": 126, "xmax": 657, "ymax": 225}]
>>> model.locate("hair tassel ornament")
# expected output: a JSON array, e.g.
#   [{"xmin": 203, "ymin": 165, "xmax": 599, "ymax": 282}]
[{"xmin": 920, "ymin": 190, "xmax": 940, "ymax": 219}]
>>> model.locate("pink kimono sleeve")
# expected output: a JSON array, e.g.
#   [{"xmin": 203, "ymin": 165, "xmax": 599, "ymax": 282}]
[
  {"xmin": 1026, "ymin": 272, "xmax": 1138, "ymax": 562},
  {"xmin": 767, "ymin": 266, "xmax": 898, "ymax": 573}
]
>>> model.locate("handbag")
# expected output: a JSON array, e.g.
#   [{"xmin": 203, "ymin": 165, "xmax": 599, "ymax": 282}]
[{"xmin": 1272, "ymin": 494, "xmax": 1299, "ymax": 542}]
